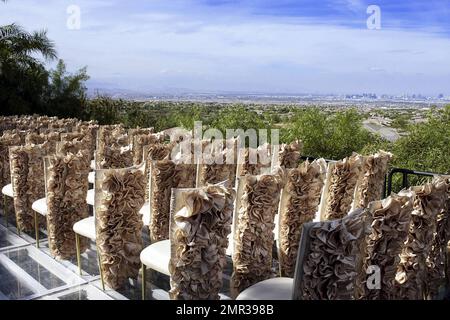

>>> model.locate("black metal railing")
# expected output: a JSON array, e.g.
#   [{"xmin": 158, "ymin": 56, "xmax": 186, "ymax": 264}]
[
  {"xmin": 300, "ymin": 156, "xmax": 445, "ymax": 199},
  {"xmin": 384, "ymin": 167, "xmax": 441, "ymax": 198}
]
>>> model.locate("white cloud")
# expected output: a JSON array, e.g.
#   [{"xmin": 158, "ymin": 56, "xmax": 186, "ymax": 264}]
[{"xmin": 1, "ymin": 0, "xmax": 449, "ymax": 94}]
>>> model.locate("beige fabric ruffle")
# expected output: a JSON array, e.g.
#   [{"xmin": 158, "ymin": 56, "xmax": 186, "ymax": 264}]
[
  {"xmin": 354, "ymin": 151, "xmax": 392, "ymax": 209},
  {"xmin": 128, "ymin": 128, "xmax": 154, "ymax": 153},
  {"xmin": 231, "ymin": 174, "xmax": 283, "ymax": 298},
  {"xmin": 198, "ymin": 140, "xmax": 237, "ymax": 187},
  {"xmin": 322, "ymin": 154, "xmax": 363, "ymax": 220},
  {"xmin": 0, "ymin": 132, "xmax": 21, "ymax": 187},
  {"xmin": 298, "ymin": 209, "xmax": 370, "ymax": 300},
  {"xmin": 61, "ymin": 129, "xmax": 96, "ymax": 160},
  {"xmin": 394, "ymin": 177, "xmax": 449, "ymax": 299},
  {"xmin": 149, "ymin": 160, "xmax": 178, "ymax": 242},
  {"xmin": 277, "ymin": 140, "xmax": 302, "ymax": 169},
  {"xmin": 424, "ymin": 177, "xmax": 450, "ymax": 299},
  {"xmin": 10, "ymin": 145, "xmax": 46, "ymax": 232},
  {"xmin": 95, "ymin": 167, "xmax": 146, "ymax": 290},
  {"xmin": 46, "ymin": 151, "xmax": 90, "ymax": 259},
  {"xmin": 144, "ymin": 143, "xmax": 173, "ymax": 201},
  {"xmin": 237, "ymin": 143, "xmax": 272, "ymax": 177},
  {"xmin": 95, "ymin": 125, "xmax": 128, "ymax": 168},
  {"xmin": 99, "ymin": 146, "xmax": 133, "ymax": 169},
  {"xmin": 360, "ymin": 192, "xmax": 414, "ymax": 299},
  {"xmin": 132, "ymin": 133, "xmax": 162, "ymax": 165},
  {"xmin": 56, "ymin": 139, "xmax": 92, "ymax": 162},
  {"xmin": 169, "ymin": 185, "xmax": 236, "ymax": 300},
  {"xmin": 278, "ymin": 159, "xmax": 327, "ymax": 277}
]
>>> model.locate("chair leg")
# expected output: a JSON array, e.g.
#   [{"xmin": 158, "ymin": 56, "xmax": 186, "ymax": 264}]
[
  {"xmin": 75, "ymin": 233, "xmax": 82, "ymax": 275},
  {"xmin": 97, "ymin": 247, "xmax": 105, "ymax": 291},
  {"xmin": 15, "ymin": 202, "xmax": 21, "ymax": 236},
  {"xmin": 34, "ymin": 211, "xmax": 39, "ymax": 248},
  {"xmin": 141, "ymin": 263, "xmax": 146, "ymax": 300},
  {"xmin": 3, "ymin": 195, "xmax": 8, "ymax": 228}
]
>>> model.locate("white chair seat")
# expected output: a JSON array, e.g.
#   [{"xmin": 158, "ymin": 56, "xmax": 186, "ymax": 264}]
[
  {"xmin": 86, "ymin": 189, "xmax": 95, "ymax": 206},
  {"xmin": 139, "ymin": 202, "xmax": 149, "ymax": 215},
  {"xmin": 274, "ymin": 214, "xmax": 279, "ymax": 241},
  {"xmin": 2, "ymin": 184, "xmax": 13, "ymax": 197},
  {"xmin": 139, "ymin": 202, "xmax": 150, "ymax": 226},
  {"xmin": 88, "ymin": 172, "xmax": 95, "ymax": 184},
  {"xmin": 90, "ymin": 160, "xmax": 95, "ymax": 170},
  {"xmin": 73, "ymin": 216, "xmax": 96, "ymax": 240},
  {"xmin": 140, "ymin": 240, "xmax": 170, "ymax": 276},
  {"xmin": 236, "ymin": 277, "xmax": 293, "ymax": 300},
  {"xmin": 226, "ymin": 233, "xmax": 233, "ymax": 256},
  {"xmin": 32, "ymin": 198, "xmax": 47, "ymax": 216}
]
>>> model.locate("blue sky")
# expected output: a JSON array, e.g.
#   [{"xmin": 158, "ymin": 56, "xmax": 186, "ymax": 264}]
[{"xmin": 1, "ymin": 0, "xmax": 450, "ymax": 95}]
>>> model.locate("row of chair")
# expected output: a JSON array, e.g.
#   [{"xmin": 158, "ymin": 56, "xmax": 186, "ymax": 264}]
[{"xmin": 3, "ymin": 118, "xmax": 444, "ymax": 300}]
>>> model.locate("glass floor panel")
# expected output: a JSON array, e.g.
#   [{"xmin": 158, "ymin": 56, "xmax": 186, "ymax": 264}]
[
  {"xmin": 0, "ymin": 223, "xmax": 234, "ymax": 300},
  {"xmin": 37, "ymin": 284, "xmax": 113, "ymax": 300},
  {"xmin": 0, "ymin": 224, "xmax": 28, "ymax": 250},
  {"xmin": 0, "ymin": 245, "xmax": 85, "ymax": 299}
]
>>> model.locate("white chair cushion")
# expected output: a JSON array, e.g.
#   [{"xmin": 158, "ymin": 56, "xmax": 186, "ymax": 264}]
[
  {"xmin": 86, "ymin": 189, "xmax": 95, "ymax": 206},
  {"xmin": 139, "ymin": 202, "xmax": 149, "ymax": 215},
  {"xmin": 226, "ymin": 232, "xmax": 233, "ymax": 256},
  {"xmin": 274, "ymin": 213, "xmax": 279, "ymax": 241},
  {"xmin": 88, "ymin": 171, "xmax": 95, "ymax": 184},
  {"xmin": 2, "ymin": 184, "xmax": 13, "ymax": 197},
  {"xmin": 140, "ymin": 240, "xmax": 170, "ymax": 276},
  {"xmin": 236, "ymin": 277, "xmax": 293, "ymax": 300},
  {"xmin": 32, "ymin": 198, "xmax": 47, "ymax": 216},
  {"xmin": 139, "ymin": 202, "xmax": 150, "ymax": 226},
  {"xmin": 73, "ymin": 216, "xmax": 96, "ymax": 240},
  {"xmin": 90, "ymin": 160, "xmax": 95, "ymax": 170}
]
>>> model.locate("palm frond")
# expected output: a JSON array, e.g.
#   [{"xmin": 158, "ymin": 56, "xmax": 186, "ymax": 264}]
[{"xmin": 0, "ymin": 24, "xmax": 57, "ymax": 61}]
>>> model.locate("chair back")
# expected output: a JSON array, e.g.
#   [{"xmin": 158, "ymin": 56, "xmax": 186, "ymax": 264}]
[
  {"xmin": 291, "ymin": 208, "xmax": 370, "ymax": 300},
  {"xmin": 94, "ymin": 161, "xmax": 146, "ymax": 289}
]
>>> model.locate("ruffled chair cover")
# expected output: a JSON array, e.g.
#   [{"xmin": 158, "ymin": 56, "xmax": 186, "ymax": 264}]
[
  {"xmin": 231, "ymin": 173, "xmax": 283, "ymax": 298},
  {"xmin": 61, "ymin": 129, "xmax": 96, "ymax": 161},
  {"xmin": 0, "ymin": 132, "xmax": 21, "ymax": 187},
  {"xmin": 236, "ymin": 143, "xmax": 272, "ymax": 178},
  {"xmin": 278, "ymin": 159, "xmax": 327, "ymax": 277},
  {"xmin": 95, "ymin": 125, "xmax": 128, "ymax": 169},
  {"xmin": 423, "ymin": 177, "xmax": 450, "ymax": 299},
  {"xmin": 293, "ymin": 208, "xmax": 371, "ymax": 300},
  {"xmin": 359, "ymin": 192, "xmax": 414, "ymax": 299},
  {"xmin": 169, "ymin": 185, "xmax": 236, "ymax": 300},
  {"xmin": 149, "ymin": 158, "xmax": 197, "ymax": 242},
  {"xmin": 353, "ymin": 151, "xmax": 392, "ymax": 209},
  {"xmin": 132, "ymin": 133, "xmax": 162, "ymax": 165},
  {"xmin": 197, "ymin": 139, "xmax": 237, "ymax": 188},
  {"xmin": 10, "ymin": 144, "xmax": 46, "ymax": 232},
  {"xmin": 394, "ymin": 177, "xmax": 449, "ymax": 299},
  {"xmin": 272, "ymin": 140, "xmax": 303, "ymax": 169},
  {"xmin": 143, "ymin": 142, "xmax": 174, "ymax": 201},
  {"xmin": 45, "ymin": 151, "xmax": 90, "ymax": 259},
  {"xmin": 0, "ymin": 132, "xmax": 22, "ymax": 221},
  {"xmin": 94, "ymin": 163, "xmax": 146, "ymax": 290},
  {"xmin": 319, "ymin": 154, "xmax": 363, "ymax": 221}
]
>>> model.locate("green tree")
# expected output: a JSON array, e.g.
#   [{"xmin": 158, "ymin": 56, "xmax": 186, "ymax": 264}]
[
  {"xmin": 282, "ymin": 108, "xmax": 378, "ymax": 159},
  {"xmin": 85, "ymin": 95, "xmax": 122, "ymax": 125},
  {"xmin": 0, "ymin": 24, "xmax": 56, "ymax": 115},
  {"xmin": 211, "ymin": 105, "xmax": 272, "ymax": 133},
  {"xmin": 392, "ymin": 106, "xmax": 450, "ymax": 174},
  {"xmin": 45, "ymin": 59, "xmax": 89, "ymax": 118}
]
